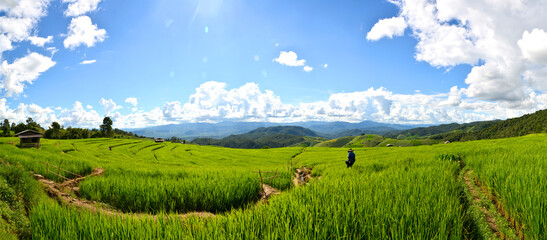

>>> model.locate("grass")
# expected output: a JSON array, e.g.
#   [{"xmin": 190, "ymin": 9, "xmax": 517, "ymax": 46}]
[{"xmin": 0, "ymin": 134, "xmax": 544, "ymax": 239}]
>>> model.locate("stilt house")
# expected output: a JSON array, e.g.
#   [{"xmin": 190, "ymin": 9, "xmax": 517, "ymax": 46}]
[{"xmin": 15, "ymin": 130, "xmax": 43, "ymax": 148}]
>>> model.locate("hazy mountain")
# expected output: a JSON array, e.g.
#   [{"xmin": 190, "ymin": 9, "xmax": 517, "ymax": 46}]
[{"xmin": 128, "ymin": 121, "xmax": 426, "ymax": 140}]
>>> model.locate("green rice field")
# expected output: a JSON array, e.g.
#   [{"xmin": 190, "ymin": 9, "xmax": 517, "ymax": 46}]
[{"xmin": 0, "ymin": 134, "xmax": 545, "ymax": 239}]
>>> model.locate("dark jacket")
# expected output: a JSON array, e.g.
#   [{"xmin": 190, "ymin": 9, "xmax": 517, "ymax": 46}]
[{"xmin": 347, "ymin": 152, "xmax": 355, "ymax": 161}]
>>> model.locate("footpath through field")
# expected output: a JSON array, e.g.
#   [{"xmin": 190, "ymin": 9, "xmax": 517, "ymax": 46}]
[
  {"xmin": 35, "ymin": 166, "xmax": 286, "ymax": 219},
  {"xmin": 463, "ymin": 169, "xmax": 524, "ymax": 240},
  {"xmin": 34, "ymin": 168, "xmax": 218, "ymax": 219}
]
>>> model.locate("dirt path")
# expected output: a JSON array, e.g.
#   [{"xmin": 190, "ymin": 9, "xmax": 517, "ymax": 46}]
[
  {"xmin": 257, "ymin": 184, "xmax": 280, "ymax": 204},
  {"xmin": 33, "ymin": 168, "xmax": 215, "ymax": 220},
  {"xmin": 293, "ymin": 167, "xmax": 313, "ymax": 186},
  {"xmin": 463, "ymin": 170, "xmax": 502, "ymax": 238},
  {"xmin": 463, "ymin": 170, "xmax": 524, "ymax": 240}
]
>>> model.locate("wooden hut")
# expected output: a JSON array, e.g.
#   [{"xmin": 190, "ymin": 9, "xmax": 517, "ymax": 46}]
[
  {"xmin": 15, "ymin": 130, "xmax": 43, "ymax": 148},
  {"xmin": 154, "ymin": 138, "xmax": 164, "ymax": 143}
]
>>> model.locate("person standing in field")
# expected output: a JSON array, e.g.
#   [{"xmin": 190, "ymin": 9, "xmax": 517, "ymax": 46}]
[{"xmin": 346, "ymin": 148, "xmax": 356, "ymax": 168}]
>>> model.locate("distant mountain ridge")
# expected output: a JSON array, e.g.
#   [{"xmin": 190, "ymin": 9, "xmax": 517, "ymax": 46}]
[{"xmin": 127, "ymin": 121, "xmax": 427, "ymax": 139}]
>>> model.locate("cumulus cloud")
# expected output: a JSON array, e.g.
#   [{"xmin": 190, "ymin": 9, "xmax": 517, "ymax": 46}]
[
  {"xmin": 368, "ymin": 0, "xmax": 547, "ymax": 106},
  {"xmin": 0, "ymin": 0, "xmax": 49, "ymax": 40},
  {"xmin": 170, "ymin": 81, "xmax": 291, "ymax": 122},
  {"xmin": 27, "ymin": 35, "xmax": 53, "ymax": 47},
  {"xmin": 0, "ymin": 52, "xmax": 56, "ymax": 97},
  {"xmin": 79, "ymin": 59, "xmax": 96, "ymax": 64},
  {"xmin": 303, "ymin": 66, "xmax": 313, "ymax": 72},
  {"xmin": 366, "ymin": 16, "xmax": 407, "ymax": 41},
  {"xmin": 63, "ymin": 15, "xmax": 106, "ymax": 49},
  {"xmin": 0, "ymin": 0, "xmax": 50, "ymax": 59},
  {"xmin": 57, "ymin": 101, "xmax": 102, "ymax": 128},
  {"xmin": 518, "ymin": 28, "xmax": 547, "ymax": 64},
  {"xmin": 0, "ymin": 0, "xmax": 58, "ymax": 97},
  {"xmin": 124, "ymin": 97, "xmax": 137, "ymax": 107},
  {"xmin": 154, "ymin": 81, "xmax": 547, "ymax": 124},
  {"xmin": 0, "ymin": 0, "xmax": 17, "ymax": 10},
  {"xmin": 63, "ymin": 0, "xmax": 101, "ymax": 17},
  {"xmin": 99, "ymin": 98, "xmax": 121, "ymax": 116},
  {"xmin": 1, "ymin": 82, "xmax": 545, "ymax": 129},
  {"xmin": 274, "ymin": 51, "xmax": 306, "ymax": 67}
]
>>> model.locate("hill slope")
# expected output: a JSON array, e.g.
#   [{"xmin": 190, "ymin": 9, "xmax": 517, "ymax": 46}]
[
  {"xmin": 431, "ymin": 109, "xmax": 546, "ymax": 142},
  {"xmin": 384, "ymin": 120, "xmax": 500, "ymax": 138},
  {"xmin": 241, "ymin": 126, "xmax": 318, "ymax": 139},
  {"xmin": 192, "ymin": 126, "xmax": 324, "ymax": 148}
]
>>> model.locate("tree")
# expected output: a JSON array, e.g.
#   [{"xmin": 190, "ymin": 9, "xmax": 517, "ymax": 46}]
[
  {"xmin": 100, "ymin": 117, "xmax": 114, "ymax": 138},
  {"xmin": 13, "ymin": 123, "xmax": 27, "ymax": 134},
  {"xmin": 51, "ymin": 122, "xmax": 61, "ymax": 131},
  {"xmin": 25, "ymin": 117, "xmax": 43, "ymax": 132},
  {"xmin": 44, "ymin": 122, "xmax": 62, "ymax": 139},
  {"xmin": 2, "ymin": 119, "xmax": 10, "ymax": 137}
]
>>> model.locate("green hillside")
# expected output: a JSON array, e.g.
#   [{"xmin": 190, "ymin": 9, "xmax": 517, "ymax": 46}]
[
  {"xmin": 192, "ymin": 126, "xmax": 323, "ymax": 148},
  {"xmin": 430, "ymin": 109, "xmax": 547, "ymax": 142},
  {"xmin": 316, "ymin": 134, "xmax": 441, "ymax": 148},
  {"xmin": 0, "ymin": 134, "xmax": 545, "ymax": 239},
  {"xmin": 384, "ymin": 120, "xmax": 499, "ymax": 138},
  {"xmin": 244, "ymin": 126, "xmax": 319, "ymax": 138},
  {"xmin": 344, "ymin": 134, "xmax": 385, "ymax": 148},
  {"xmin": 313, "ymin": 136, "xmax": 355, "ymax": 147}
]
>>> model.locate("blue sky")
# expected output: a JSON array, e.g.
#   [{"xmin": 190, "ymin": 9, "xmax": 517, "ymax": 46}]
[{"xmin": 0, "ymin": 0, "xmax": 545, "ymax": 128}]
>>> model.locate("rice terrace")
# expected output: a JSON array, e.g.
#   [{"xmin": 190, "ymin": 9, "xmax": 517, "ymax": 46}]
[
  {"xmin": 1, "ymin": 0, "xmax": 547, "ymax": 239},
  {"xmin": 0, "ymin": 109, "xmax": 545, "ymax": 239}
]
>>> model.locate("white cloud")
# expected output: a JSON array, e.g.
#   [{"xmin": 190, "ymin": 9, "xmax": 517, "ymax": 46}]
[
  {"xmin": 173, "ymin": 81, "xmax": 291, "ymax": 122},
  {"xmin": 0, "ymin": 35, "xmax": 13, "ymax": 54},
  {"xmin": 28, "ymin": 103, "xmax": 53, "ymax": 114},
  {"xmin": 57, "ymin": 101, "xmax": 102, "ymax": 128},
  {"xmin": 439, "ymin": 86, "xmax": 464, "ymax": 106},
  {"xmin": 366, "ymin": 16, "xmax": 407, "ymax": 41},
  {"xmin": 369, "ymin": 0, "xmax": 547, "ymax": 106},
  {"xmin": 0, "ymin": 0, "xmax": 50, "ymax": 47},
  {"xmin": 124, "ymin": 97, "xmax": 137, "ymax": 107},
  {"xmin": 1, "ymin": 82, "xmax": 545, "ymax": 129},
  {"xmin": 0, "ymin": 52, "xmax": 56, "ymax": 97},
  {"xmin": 323, "ymin": 64, "xmax": 328, "ymax": 68},
  {"xmin": 63, "ymin": 15, "xmax": 106, "ymax": 49},
  {"xmin": 86, "ymin": 104, "xmax": 93, "ymax": 109},
  {"xmin": 27, "ymin": 35, "xmax": 53, "ymax": 47},
  {"xmin": 273, "ymin": 51, "xmax": 306, "ymax": 67},
  {"xmin": 0, "ymin": 0, "xmax": 17, "ymax": 10},
  {"xmin": 155, "ymin": 81, "xmax": 546, "ymax": 124},
  {"xmin": 63, "ymin": 0, "xmax": 101, "ymax": 17},
  {"xmin": 79, "ymin": 59, "xmax": 96, "ymax": 64},
  {"xmin": 99, "ymin": 98, "xmax": 121, "ymax": 116},
  {"xmin": 518, "ymin": 28, "xmax": 547, "ymax": 64},
  {"xmin": 0, "ymin": 17, "xmax": 34, "ymax": 41},
  {"xmin": 303, "ymin": 66, "xmax": 313, "ymax": 72}
]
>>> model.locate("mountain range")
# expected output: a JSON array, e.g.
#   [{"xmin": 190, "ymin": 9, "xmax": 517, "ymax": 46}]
[{"xmin": 128, "ymin": 121, "xmax": 429, "ymax": 140}]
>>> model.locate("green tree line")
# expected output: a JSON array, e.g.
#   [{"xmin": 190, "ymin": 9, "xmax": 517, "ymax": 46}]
[{"xmin": 0, "ymin": 116, "xmax": 141, "ymax": 139}]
